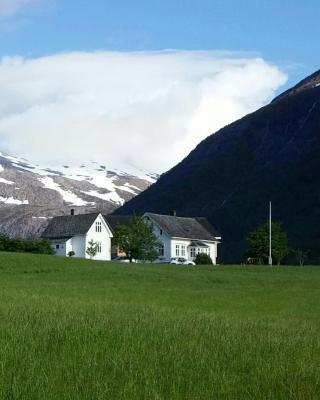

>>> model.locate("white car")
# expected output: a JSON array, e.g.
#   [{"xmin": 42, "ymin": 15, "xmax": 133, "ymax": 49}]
[
  {"xmin": 170, "ymin": 257, "xmax": 196, "ymax": 266},
  {"xmin": 112, "ymin": 256, "xmax": 137, "ymax": 263}
]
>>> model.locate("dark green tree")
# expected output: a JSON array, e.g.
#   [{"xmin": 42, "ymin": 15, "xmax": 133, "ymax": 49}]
[
  {"xmin": 246, "ymin": 222, "xmax": 289, "ymax": 265},
  {"xmin": 114, "ymin": 217, "xmax": 159, "ymax": 262},
  {"xmin": 195, "ymin": 253, "xmax": 213, "ymax": 265}
]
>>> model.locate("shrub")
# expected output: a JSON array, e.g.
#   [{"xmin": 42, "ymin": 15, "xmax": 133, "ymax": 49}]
[
  {"xmin": 195, "ymin": 253, "xmax": 213, "ymax": 265},
  {"xmin": 0, "ymin": 234, "xmax": 55, "ymax": 255},
  {"xmin": 68, "ymin": 251, "xmax": 75, "ymax": 257}
]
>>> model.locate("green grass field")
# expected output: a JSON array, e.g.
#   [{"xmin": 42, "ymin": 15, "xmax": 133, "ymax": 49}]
[{"xmin": 0, "ymin": 252, "xmax": 319, "ymax": 399}]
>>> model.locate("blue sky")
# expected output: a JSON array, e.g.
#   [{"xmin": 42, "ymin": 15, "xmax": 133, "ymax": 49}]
[
  {"xmin": 0, "ymin": 0, "xmax": 318, "ymax": 171},
  {"xmin": 1, "ymin": 0, "xmax": 319, "ymax": 87}
]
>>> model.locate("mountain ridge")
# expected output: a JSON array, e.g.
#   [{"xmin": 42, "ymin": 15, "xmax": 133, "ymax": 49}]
[{"xmin": 0, "ymin": 152, "xmax": 156, "ymax": 237}]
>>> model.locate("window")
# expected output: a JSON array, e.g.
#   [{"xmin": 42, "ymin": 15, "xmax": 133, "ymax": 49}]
[
  {"xmin": 176, "ymin": 244, "xmax": 180, "ymax": 256},
  {"xmin": 181, "ymin": 245, "xmax": 186, "ymax": 257},
  {"xmin": 190, "ymin": 247, "xmax": 196, "ymax": 258},
  {"xmin": 95, "ymin": 221, "xmax": 102, "ymax": 232},
  {"xmin": 97, "ymin": 242, "xmax": 102, "ymax": 253},
  {"xmin": 160, "ymin": 229, "xmax": 163, "ymax": 235},
  {"xmin": 56, "ymin": 244, "xmax": 60, "ymax": 250},
  {"xmin": 158, "ymin": 243, "xmax": 164, "ymax": 257}
]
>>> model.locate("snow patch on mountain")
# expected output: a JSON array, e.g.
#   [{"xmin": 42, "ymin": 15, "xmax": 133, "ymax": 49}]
[
  {"xmin": 0, "ymin": 177, "xmax": 14, "ymax": 185},
  {"xmin": 0, "ymin": 151, "xmax": 157, "ymax": 206},
  {"xmin": 38, "ymin": 177, "xmax": 92, "ymax": 206},
  {"xmin": 0, "ymin": 196, "xmax": 28, "ymax": 205},
  {"xmin": 1, "ymin": 153, "xmax": 156, "ymax": 184},
  {"xmin": 82, "ymin": 190, "xmax": 124, "ymax": 205}
]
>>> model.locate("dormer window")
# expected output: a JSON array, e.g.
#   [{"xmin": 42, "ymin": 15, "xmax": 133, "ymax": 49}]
[{"xmin": 95, "ymin": 221, "xmax": 102, "ymax": 232}]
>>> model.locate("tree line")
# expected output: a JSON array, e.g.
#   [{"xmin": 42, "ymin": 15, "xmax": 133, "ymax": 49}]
[{"xmin": 0, "ymin": 233, "xmax": 54, "ymax": 255}]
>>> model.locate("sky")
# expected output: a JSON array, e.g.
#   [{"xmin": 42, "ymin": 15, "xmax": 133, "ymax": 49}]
[{"xmin": 0, "ymin": 0, "xmax": 319, "ymax": 172}]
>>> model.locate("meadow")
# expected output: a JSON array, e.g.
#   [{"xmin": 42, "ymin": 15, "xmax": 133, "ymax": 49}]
[{"xmin": 0, "ymin": 252, "xmax": 319, "ymax": 399}]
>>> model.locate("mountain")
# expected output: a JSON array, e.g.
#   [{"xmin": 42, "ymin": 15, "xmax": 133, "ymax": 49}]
[
  {"xmin": 115, "ymin": 70, "xmax": 320, "ymax": 263},
  {"xmin": 0, "ymin": 152, "xmax": 156, "ymax": 238}
]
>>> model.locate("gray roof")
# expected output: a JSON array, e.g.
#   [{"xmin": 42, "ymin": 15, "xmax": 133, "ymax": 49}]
[
  {"xmin": 42, "ymin": 213, "xmax": 100, "ymax": 239},
  {"xmin": 51, "ymin": 237, "xmax": 72, "ymax": 244},
  {"xmin": 145, "ymin": 213, "xmax": 220, "ymax": 241}
]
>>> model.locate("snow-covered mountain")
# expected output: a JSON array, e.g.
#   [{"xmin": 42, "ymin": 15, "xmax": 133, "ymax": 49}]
[{"xmin": 0, "ymin": 151, "xmax": 157, "ymax": 237}]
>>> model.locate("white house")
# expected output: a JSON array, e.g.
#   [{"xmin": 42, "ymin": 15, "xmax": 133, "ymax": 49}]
[
  {"xmin": 42, "ymin": 211, "xmax": 113, "ymax": 261},
  {"xmin": 143, "ymin": 212, "xmax": 221, "ymax": 264}
]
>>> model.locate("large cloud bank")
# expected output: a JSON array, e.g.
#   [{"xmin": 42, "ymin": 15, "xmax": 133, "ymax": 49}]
[{"xmin": 0, "ymin": 51, "xmax": 287, "ymax": 172}]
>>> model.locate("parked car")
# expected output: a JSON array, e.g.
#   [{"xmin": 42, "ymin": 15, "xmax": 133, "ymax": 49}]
[
  {"xmin": 112, "ymin": 256, "xmax": 137, "ymax": 263},
  {"xmin": 170, "ymin": 257, "xmax": 195, "ymax": 266}
]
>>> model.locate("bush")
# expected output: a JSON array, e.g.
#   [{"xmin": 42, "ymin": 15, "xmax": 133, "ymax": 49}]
[
  {"xmin": 195, "ymin": 253, "xmax": 213, "ymax": 265},
  {"xmin": 0, "ymin": 233, "xmax": 55, "ymax": 255},
  {"xmin": 68, "ymin": 251, "xmax": 75, "ymax": 257}
]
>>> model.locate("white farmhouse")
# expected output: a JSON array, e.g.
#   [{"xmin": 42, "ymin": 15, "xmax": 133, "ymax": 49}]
[
  {"xmin": 42, "ymin": 211, "xmax": 113, "ymax": 261},
  {"xmin": 144, "ymin": 212, "xmax": 221, "ymax": 264}
]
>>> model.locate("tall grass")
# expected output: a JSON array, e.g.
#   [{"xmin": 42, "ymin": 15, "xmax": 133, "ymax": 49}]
[{"xmin": 0, "ymin": 252, "xmax": 319, "ymax": 399}]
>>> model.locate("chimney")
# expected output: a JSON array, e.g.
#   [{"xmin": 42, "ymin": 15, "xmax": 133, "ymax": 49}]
[
  {"xmin": 170, "ymin": 210, "xmax": 177, "ymax": 217},
  {"xmin": 70, "ymin": 209, "xmax": 75, "ymax": 216}
]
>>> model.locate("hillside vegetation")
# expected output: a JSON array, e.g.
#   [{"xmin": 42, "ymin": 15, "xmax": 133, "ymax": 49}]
[{"xmin": 0, "ymin": 253, "xmax": 319, "ymax": 399}]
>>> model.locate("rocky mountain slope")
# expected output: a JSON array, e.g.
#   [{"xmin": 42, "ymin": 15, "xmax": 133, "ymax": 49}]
[
  {"xmin": 0, "ymin": 152, "xmax": 156, "ymax": 237},
  {"xmin": 116, "ymin": 69, "xmax": 320, "ymax": 263}
]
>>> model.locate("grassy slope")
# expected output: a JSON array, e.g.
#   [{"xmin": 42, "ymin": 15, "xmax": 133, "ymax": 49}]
[{"xmin": 0, "ymin": 253, "xmax": 319, "ymax": 399}]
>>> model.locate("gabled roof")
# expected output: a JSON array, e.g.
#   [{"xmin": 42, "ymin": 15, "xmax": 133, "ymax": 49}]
[
  {"xmin": 42, "ymin": 213, "xmax": 100, "ymax": 239},
  {"xmin": 145, "ymin": 213, "xmax": 221, "ymax": 241},
  {"xmin": 103, "ymin": 215, "xmax": 133, "ymax": 233}
]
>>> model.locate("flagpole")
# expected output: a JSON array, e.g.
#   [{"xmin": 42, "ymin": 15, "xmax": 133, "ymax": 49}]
[{"xmin": 268, "ymin": 201, "xmax": 272, "ymax": 266}]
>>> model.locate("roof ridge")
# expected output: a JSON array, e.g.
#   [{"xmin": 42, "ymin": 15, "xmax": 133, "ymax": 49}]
[
  {"xmin": 146, "ymin": 212, "xmax": 201, "ymax": 220},
  {"xmin": 52, "ymin": 212, "xmax": 100, "ymax": 219}
]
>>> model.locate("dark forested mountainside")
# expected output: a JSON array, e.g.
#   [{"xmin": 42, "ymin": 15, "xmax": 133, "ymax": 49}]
[{"xmin": 116, "ymin": 70, "xmax": 320, "ymax": 263}]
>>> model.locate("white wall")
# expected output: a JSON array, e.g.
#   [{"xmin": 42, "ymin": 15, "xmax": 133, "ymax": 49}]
[
  {"xmin": 172, "ymin": 238, "xmax": 218, "ymax": 264},
  {"xmin": 52, "ymin": 241, "xmax": 66, "ymax": 257},
  {"xmin": 144, "ymin": 218, "xmax": 172, "ymax": 262},
  {"xmin": 52, "ymin": 239, "xmax": 73, "ymax": 257},
  {"xmin": 171, "ymin": 238, "xmax": 190, "ymax": 260},
  {"xmin": 207, "ymin": 242, "xmax": 218, "ymax": 265},
  {"xmin": 65, "ymin": 239, "xmax": 73, "ymax": 256},
  {"xmin": 85, "ymin": 214, "xmax": 113, "ymax": 261},
  {"xmin": 72, "ymin": 235, "xmax": 86, "ymax": 258}
]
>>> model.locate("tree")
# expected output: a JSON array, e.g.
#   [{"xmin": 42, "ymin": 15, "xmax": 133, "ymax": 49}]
[
  {"xmin": 195, "ymin": 253, "xmax": 213, "ymax": 265},
  {"xmin": 86, "ymin": 240, "xmax": 98, "ymax": 259},
  {"xmin": 292, "ymin": 248, "xmax": 309, "ymax": 266},
  {"xmin": 114, "ymin": 217, "xmax": 159, "ymax": 262},
  {"xmin": 246, "ymin": 222, "xmax": 289, "ymax": 265}
]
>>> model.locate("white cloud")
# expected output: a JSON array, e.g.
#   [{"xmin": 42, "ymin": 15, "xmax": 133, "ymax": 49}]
[
  {"xmin": 0, "ymin": 0, "xmax": 37, "ymax": 16},
  {"xmin": 0, "ymin": 51, "xmax": 287, "ymax": 173}
]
